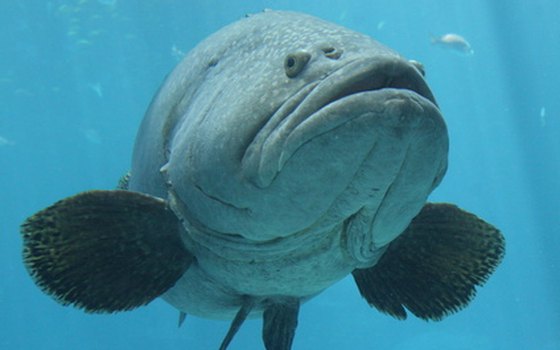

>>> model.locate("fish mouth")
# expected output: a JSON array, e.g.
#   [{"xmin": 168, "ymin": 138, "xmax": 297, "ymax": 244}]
[
  {"xmin": 320, "ymin": 58, "xmax": 437, "ymax": 109},
  {"xmin": 242, "ymin": 56, "xmax": 439, "ymax": 188}
]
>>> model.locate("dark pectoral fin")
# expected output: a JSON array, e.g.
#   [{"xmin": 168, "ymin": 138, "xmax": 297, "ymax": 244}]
[
  {"xmin": 20, "ymin": 190, "xmax": 194, "ymax": 313},
  {"xmin": 262, "ymin": 297, "xmax": 300, "ymax": 350},
  {"xmin": 352, "ymin": 202, "xmax": 505, "ymax": 321}
]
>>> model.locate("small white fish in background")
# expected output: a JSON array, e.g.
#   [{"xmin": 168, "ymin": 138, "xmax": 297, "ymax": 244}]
[
  {"xmin": 89, "ymin": 83, "xmax": 103, "ymax": 98},
  {"xmin": 431, "ymin": 33, "xmax": 474, "ymax": 56},
  {"xmin": 171, "ymin": 44, "xmax": 186, "ymax": 61},
  {"xmin": 0, "ymin": 135, "xmax": 15, "ymax": 147},
  {"xmin": 540, "ymin": 106, "xmax": 546, "ymax": 127},
  {"xmin": 338, "ymin": 10, "xmax": 348, "ymax": 22}
]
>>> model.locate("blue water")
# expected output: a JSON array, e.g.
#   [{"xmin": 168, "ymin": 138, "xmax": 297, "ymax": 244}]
[{"xmin": 1, "ymin": 0, "xmax": 559, "ymax": 349}]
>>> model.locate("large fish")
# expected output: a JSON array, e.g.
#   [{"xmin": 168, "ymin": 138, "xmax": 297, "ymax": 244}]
[{"xmin": 21, "ymin": 10, "xmax": 504, "ymax": 349}]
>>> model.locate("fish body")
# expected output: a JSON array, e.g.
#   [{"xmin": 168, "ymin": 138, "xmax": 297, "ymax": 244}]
[
  {"xmin": 21, "ymin": 11, "xmax": 504, "ymax": 350},
  {"xmin": 130, "ymin": 10, "xmax": 447, "ymax": 318}
]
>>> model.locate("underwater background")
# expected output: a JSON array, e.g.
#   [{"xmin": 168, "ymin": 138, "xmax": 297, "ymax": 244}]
[{"xmin": 1, "ymin": 0, "xmax": 558, "ymax": 349}]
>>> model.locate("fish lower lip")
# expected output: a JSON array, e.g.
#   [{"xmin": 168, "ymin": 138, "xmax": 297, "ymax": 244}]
[{"xmin": 279, "ymin": 88, "xmax": 438, "ymax": 169}]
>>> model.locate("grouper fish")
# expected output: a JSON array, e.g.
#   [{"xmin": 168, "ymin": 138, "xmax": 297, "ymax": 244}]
[{"xmin": 21, "ymin": 10, "xmax": 505, "ymax": 350}]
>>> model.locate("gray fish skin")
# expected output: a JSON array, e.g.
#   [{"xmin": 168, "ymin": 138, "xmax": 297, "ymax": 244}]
[{"xmin": 129, "ymin": 10, "xmax": 448, "ymax": 319}]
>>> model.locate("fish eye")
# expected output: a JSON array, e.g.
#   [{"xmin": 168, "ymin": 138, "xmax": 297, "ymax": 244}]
[
  {"xmin": 409, "ymin": 59, "xmax": 425, "ymax": 77},
  {"xmin": 284, "ymin": 51, "xmax": 311, "ymax": 78}
]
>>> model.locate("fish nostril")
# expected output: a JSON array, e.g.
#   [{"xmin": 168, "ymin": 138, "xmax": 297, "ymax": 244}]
[
  {"xmin": 322, "ymin": 46, "xmax": 343, "ymax": 60},
  {"xmin": 286, "ymin": 57, "xmax": 296, "ymax": 67},
  {"xmin": 284, "ymin": 51, "xmax": 311, "ymax": 78}
]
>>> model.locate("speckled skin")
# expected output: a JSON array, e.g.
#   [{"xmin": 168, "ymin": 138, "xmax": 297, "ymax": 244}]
[{"xmin": 128, "ymin": 10, "xmax": 448, "ymax": 319}]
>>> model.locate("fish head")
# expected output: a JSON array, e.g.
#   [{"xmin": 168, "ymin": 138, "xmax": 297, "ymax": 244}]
[{"xmin": 143, "ymin": 11, "xmax": 448, "ymax": 260}]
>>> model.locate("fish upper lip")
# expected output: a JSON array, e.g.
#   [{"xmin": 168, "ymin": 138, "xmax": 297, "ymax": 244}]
[
  {"xmin": 315, "ymin": 57, "xmax": 437, "ymax": 108},
  {"xmin": 242, "ymin": 56, "xmax": 438, "ymax": 188}
]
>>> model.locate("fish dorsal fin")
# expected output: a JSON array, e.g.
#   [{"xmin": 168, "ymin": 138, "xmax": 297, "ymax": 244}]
[
  {"xmin": 352, "ymin": 202, "xmax": 505, "ymax": 321},
  {"xmin": 219, "ymin": 296, "xmax": 256, "ymax": 350},
  {"xmin": 20, "ymin": 190, "xmax": 194, "ymax": 313},
  {"xmin": 262, "ymin": 297, "xmax": 300, "ymax": 350}
]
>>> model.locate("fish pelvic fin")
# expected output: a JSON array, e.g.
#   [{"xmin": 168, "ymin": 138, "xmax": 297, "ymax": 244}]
[
  {"xmin": 219, "ymin": 296, "xmax": 300, "ymax": 350},
  {"xmin": 262, "ymin": 297, "xmax": 299, "ymax": 350},
  {"xmin": 352, "ymin": 202, "xmax": 505, "ymax": 321},
  {"xmin": 21, "ymin": 190, "xmax": 194, "ymax": 313},
  {"xmin": 219, "ymin": 296, "xmax": 256, "ymax": 350}
]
